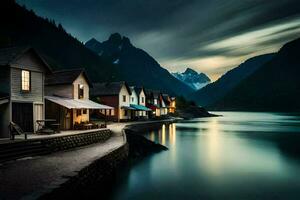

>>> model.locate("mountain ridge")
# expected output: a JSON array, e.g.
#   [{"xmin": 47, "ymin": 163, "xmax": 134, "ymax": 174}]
[
  {"xmin": 191, "ymin": 53, "xmax": 275, "ymax": 106},
  {"xmin": 85, "ymin": 34, "xmax": 194, "ymax": 96},
  {"xmin": 210, "ymin": 37, "xmax": 300, "ymax": 111}
]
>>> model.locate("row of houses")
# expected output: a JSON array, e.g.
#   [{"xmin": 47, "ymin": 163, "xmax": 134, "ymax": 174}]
[{"xmin": 0, "ymin": 47, "xmax": 176, "ymax": 138}]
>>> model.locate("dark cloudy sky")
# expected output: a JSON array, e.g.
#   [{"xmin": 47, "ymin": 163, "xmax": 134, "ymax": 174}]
[{"xmin": 17, "ymin": 0, "xmax": 300, "ymax": 80}]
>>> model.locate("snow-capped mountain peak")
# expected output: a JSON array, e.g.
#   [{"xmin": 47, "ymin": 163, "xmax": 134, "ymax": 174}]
[{"xmin": 172, "ymin": 68, "xmax": 211, "ymax": 91}]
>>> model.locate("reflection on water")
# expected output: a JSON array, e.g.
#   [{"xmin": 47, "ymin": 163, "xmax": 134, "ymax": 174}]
[
  {"xmin": 113, "ymin": 112, "xmax": 300, "ymax": 200},
  {"xmin": 206, "ymin": 118, "xmax": 221, "ymax": 174}
]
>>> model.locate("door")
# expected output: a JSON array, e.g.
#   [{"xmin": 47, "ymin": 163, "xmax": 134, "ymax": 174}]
[
  {"xmin": 12, "ymin": 102, "xmax": 33, "ymax": 132},
  {"xmin": 33, "ymin": 103, "xmax": 44, "ymax": 133}
]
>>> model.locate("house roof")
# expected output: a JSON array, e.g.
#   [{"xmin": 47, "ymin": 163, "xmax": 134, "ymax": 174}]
[
  {"xmin": 152, "ymin": 90, "xmax": 161, "ymax": 99},
  {"xmin": 133, "ymin": 86, "xmax": 144, "ymax": 95},
  {"xmin": 91, "ymin": 81, "xmax": 131, "ymax": 97},
  {"xmin": 45, "ymin": 68, "xmax": 92, "ymax": 87},
  {"xmin": 162, "ymin": 93, "xmax": 170, "ymax": 102},
  {"xmin": 45, "ymin": 96, "xmax": 113, "ymax": 110},
  {"xmin": 0, "ymin": 46, "xmax": 52, "ymax": 71}
]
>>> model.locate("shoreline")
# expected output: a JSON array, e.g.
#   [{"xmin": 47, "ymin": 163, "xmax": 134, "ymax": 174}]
[{"xmin": 39, "ymin": 119, "xmax": 173, "ymax": 199}]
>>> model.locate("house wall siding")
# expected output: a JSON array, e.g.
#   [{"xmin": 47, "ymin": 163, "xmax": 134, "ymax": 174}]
[
  {"xmin": 73, "ymin": 73, "xmax": 89, "ymax": 100},
  {"xmin": 10, "ymin": 67, "xmax": 44, "ymax": 102},
  {"xmin": 10, "ymin": 51, "xmax": 46, "ymax": 103},
  {"xmin": 130, "ymin": 90, "xmax": 138, "ymax": 105},
  {"xmin": 119, "ymin": 85, "xmax": 131, "ymax": 120}
]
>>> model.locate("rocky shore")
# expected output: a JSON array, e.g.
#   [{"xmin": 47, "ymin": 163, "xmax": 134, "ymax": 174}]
[
  {"xmin": 175, "ymin": 105, "xmax": 220, "ymax": 119},
  {"xmin": 39, "ymin": 121, "xmax": 169, "ymax": 199},
  {"xmin": 125, "ymin": 129, "xmax": 168, "ymax": 161}
]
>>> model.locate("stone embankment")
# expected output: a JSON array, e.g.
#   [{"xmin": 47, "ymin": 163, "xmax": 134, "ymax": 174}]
[{"xmin": 0, "ymin": 120, "xmax": 172, "ymax": 199}]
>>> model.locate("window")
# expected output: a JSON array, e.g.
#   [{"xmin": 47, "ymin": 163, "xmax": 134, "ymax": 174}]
[
  {"xmin": 111, "ymin": 109, "xmax": 115, "ymax": 116},
  {"xmin": 154, "ymin": 99, "xmax": 158, "ymax": 105},
  {"xmin": 76, "ymin": 109, "xmax": 82, "ymax": 116},
  {"xmin": 131, "ymin": 97, "xmax": 134, "ymax": 102},
  {"xmin": 83, "ymin": 109, "xmax": 87, "ymax": 114},
  {"xmin": 124, "ymin": 110, "xmax": 128, "ymax": 116},
  {"xmin": 141, "ymin": 97, "xmax": 144, "ymax": 103},
  {"xmin": 78, "ymin": 84, "xmax": 84, "ymax": 99},
  {"xmin": 21, "ymin": 70, "xmax": 30, "ymax": 91},
  {"xmin": 123, "ymin": 95, "xmax": 126, "ymax": 102}
]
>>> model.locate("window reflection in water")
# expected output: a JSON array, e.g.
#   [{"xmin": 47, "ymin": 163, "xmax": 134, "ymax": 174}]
[
  {"xmin": 169, "ymin": 123, "xmax": 176, "ymax": 145},
  {"xmin": 150, "ymin": 131, "xmax": 155, "ymax": 141},
  {"xmin": 206, "ymin": 118, "xmax": 221, "ymax": 174},
  {"xmin": 162, "ymin": 124, "xmax": 166, "ymax": 145}
]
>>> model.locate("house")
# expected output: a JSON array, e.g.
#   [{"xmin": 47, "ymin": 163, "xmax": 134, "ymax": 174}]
[
  {"xmin": 162, "ymin": 94, "xmax": 176, "ymax": 113},
  {"xmin": 145, "ymin": 89, "xmax": 169, "ymax": 117},
  {"xmin": 0, "ymin": 47, "xmax": 51, "ymax": 137},
  {"xmin": 45, "ymin": 69, "xmax": 113, "ymax": 130},
  {"xmin": 159, "ymin": 94, "xmax": 168, "ymax": 116},
  {"xmin": 90, "ymin": 81, "xmax": 133, "ymax": 122},
  {"xmin": 130, "ymin": 86, "xmax": 151, "ymax": 119},
  {"xmin": 145, "ymin": 90, "xmax": 161, "ymax": 117}
]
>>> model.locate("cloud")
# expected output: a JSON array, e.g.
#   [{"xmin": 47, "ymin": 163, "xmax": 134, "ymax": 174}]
[{"xmin": 17, "ymin": 0, "xmax": 300, "ymax": 80}]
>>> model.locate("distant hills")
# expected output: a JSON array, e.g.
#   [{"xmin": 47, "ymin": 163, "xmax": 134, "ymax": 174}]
[
  {"xmin": 211, "ymin": 37, "xmax": 300, "ymax": 111},
  {"xmin": 191, "ymin": 53, "xmax": 275, "ymax": 107},
  {"xmin": 1, "ymin": 1, "xmax": 119, "ymax": 82},
  {"xmin": 172, "ymin": 68, "xmax": 211, "ymax": 90},
  {"xmin": 1, "ymin": 1, "xmax": 192, "ymax": 96},
  {"xmin": 85, "ymin": 34, "xmax": 193, "ymax": 96}
]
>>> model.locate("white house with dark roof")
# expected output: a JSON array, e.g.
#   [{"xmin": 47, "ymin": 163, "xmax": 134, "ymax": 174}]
[
  {"xmin": 0, "ymin": 47, "xmax": 51, "ymax": 137},
  {"xmin": 90, "ymin": 81, "xmax": 133, "ymax": 121},
  {"xmin": 45, "ymin": 69, "xmax": 113, "ymax": 130},
  {"xmin": 130, "ymin": 86, "xmax": 150, "ymax": 119}
]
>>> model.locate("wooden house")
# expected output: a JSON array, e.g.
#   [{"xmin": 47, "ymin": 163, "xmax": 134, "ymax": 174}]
[
  {"xmin": 90, "ymin": 81, "xmax": 133, "ymax": 121},
  {"xmin": 0, "ymin": 47, "xmax": 51, "ymax": 137},
  {"xmin": 45, "ymin": 69, "xmax": 113, "ymax": 130},
  {"xmin": 130, "ymin": 86, "xmax": 151, "ymax": 119},
  {"xmin": 162, "ymin": 94, "xmax": 176, "ymax": 114}
]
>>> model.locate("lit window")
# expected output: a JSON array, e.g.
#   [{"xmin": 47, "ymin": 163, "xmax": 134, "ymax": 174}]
[
  {"xmin": 111, "ymin": 109, "xmax": 115, "ymax": 116},
  {"xmin": 123, "ymin": 95, "xmax": 126, "ymax": 102},
  {"xmin": 78, "ymin": 84, "xmax": 84, "ymax": 99},
  {"xmin": 154, "ymin": 99, "xmax": 158, "ymax": 105},
  {"xmin": 21, "ymin": 70, "xmax": 30, "ymax": 91}
]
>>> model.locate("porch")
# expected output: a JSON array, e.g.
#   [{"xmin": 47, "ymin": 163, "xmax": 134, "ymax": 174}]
[{"xmin": 45, "ymin": 96, "xmax": 113, "ymax": 131}]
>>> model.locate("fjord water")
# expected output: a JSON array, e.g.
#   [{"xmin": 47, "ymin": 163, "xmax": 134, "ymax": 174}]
[{"xmin": 113, "ymin": 112, "xmax": 300, "ymax": 200}]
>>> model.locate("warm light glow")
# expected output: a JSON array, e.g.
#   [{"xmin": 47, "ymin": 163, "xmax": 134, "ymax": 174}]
[
  {"xmin": 21, "ymin": 70, "xmax": 30, "ymax": 91},
  {"xmin": 150, "ymin": 131, "xmax": 155, "ymax": 141},
  {"xmin": 162, "ymin": 124, "xmax": 166, "ymax": 145},
  {"xmin": 169, "ymin": 123, "xmax": 176, "ymax": 145},
  {"xmin": 206, "ymin": 118, "xmax": 221, "ymax": 174}
]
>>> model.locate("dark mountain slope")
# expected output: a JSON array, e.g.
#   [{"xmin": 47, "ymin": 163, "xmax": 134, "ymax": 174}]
[
  {"xmin": 191, "ymin": 53, "xmax": 275, "ymax": 106},
  {"xmin": 212, "ymin": 37, "xmax": 300, "ymax": 111},
  {"xmin": 1, "ymin": 1, "xmax": 119, "ymax": 82},
  {"xmin": 85, "ymin": 34, "xmax": 193, "ymax": 96}
]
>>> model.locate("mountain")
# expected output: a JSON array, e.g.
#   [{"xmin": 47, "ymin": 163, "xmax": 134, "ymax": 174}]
[
  {"xmin": 191, "ymin": 53, "xmax": 275, "ymax": 106},
  {"xmin": 172, "ymin": 68, "xmax": 211, "ymax": 90},
  {"xmin": 85, "ymin": 34, "xmax": 193, "ymax": 96},
  {"xmin": 211, "ymin": 37, "xmax": 300, "ymax": 111},
  {"xmin": 0, "ymin": 1, "xmax": 119, "ymax": 82}
]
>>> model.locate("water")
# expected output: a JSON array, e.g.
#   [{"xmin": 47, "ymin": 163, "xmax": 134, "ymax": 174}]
[{"xmin": 112, "ymin": 112, "xmax": 300, "ymax": 200}]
